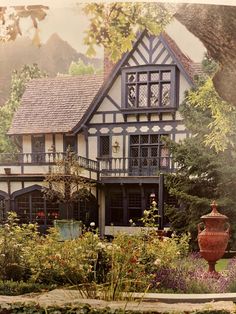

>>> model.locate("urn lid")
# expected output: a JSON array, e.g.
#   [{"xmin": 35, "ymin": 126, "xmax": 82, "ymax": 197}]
[{"xmin": 201, "ymin": 201, "xmax": 228, "ymax": 220}]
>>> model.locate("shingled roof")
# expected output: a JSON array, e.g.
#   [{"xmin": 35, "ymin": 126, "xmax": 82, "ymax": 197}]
[
  {"xmin": 161, "ymin": 32, "xmax": 203, "ymax": 83},
  {"xmin": 8, "ymin": 75, "xmax": 104, "ymax": 135}
]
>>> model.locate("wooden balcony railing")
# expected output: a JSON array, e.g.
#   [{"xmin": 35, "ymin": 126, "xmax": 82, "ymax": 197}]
[
  {"xmin": 0, "ymin": 153, "xmax": 174, "ymax": 178},
  {"xmin": 98, "ymin": 157, "xmax": 174, "ymax": 177},
  {"xmin": 0, "ymin": 152, "xmax": 99, "ymax": 172}
]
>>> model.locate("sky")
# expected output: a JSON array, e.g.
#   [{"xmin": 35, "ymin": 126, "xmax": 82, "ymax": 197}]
[{"xmin": 0, "ymin": 1, "xmax": 234, "ymax": 60}]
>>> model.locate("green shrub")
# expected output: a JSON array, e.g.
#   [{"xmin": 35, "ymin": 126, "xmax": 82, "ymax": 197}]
[
  {"xmin": 0, "ymin": 212, "xmax": 40, "ymax": 281},
  {"xmin": 0, "ymin": 280, "xmax": 55, "ymax": 296}
]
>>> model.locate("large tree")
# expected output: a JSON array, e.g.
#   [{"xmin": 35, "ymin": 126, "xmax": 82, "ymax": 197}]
[
  {"xmin": 175, "ymin": 4, "xmax": 236, "ymax": 109},
  {"xmin": 165, "ymin": 73, "xmax": 236, "ymax": 250}
]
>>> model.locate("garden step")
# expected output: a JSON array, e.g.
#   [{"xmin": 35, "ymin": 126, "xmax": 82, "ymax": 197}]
[{"xmin": 127, "ymin": 292, "xmax": 236, "ymax": 303}]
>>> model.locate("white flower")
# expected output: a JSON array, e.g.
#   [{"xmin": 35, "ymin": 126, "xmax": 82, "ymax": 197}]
[
  {"xmin": 154, "ymin": 258, "xmax": 161, "ymax": 266},
  {"xmin": 90, "ymin": 222, "xmax": 95, "ymax": 227},
  {"xmin": 143, "ymin": 210, "xmax": 150, "ymax": 216},
  {"xmin": 129, "ymin": 219, "xmax": 133, "ymax": 224},
  {"xmin": 97, "ymin": 242, "xmax": 106, "ymax": 249}
]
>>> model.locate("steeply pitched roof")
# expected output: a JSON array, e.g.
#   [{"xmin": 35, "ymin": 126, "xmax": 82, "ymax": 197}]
[
  {"xmin": 161, "ymin": 32, "xmax": 202, "ymax": 84},
  {"xmin": 8, "ymin": 75, "xmax": 103, "ymax": 135}
]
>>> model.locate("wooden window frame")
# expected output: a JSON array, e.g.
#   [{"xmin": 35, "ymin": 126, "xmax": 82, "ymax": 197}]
[
  {"xmin": 121, "ymin": 65, "xmax": 178, "ymax": 114},
  {"xmin": 99, "ymin": 136, "xmax": 111, "ymax": 158}
]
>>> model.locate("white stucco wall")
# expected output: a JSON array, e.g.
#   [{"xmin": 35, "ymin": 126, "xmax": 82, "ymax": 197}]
[{"xmin": 55, "ymin": 134, "xmax": 63, "ymax": 152}]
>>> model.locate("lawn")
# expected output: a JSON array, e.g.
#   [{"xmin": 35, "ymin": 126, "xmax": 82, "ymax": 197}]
[{"xmin": 215, "ymin": 258, "xmax": 229, "ymax": 272}]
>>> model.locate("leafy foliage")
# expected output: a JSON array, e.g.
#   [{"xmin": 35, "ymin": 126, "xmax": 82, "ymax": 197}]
[
  {"xmin": 43, "ymin": 149, "xmax": 93, "ymax": 219},
  {"xmin": 0, "ymin": 5, "xmax": 48, "ymax": 43},
  {"xmin": 0, "ymin": 213, "xmax": 189, "ymax": 299},
  {"xmin": 83, "ymin": 3, "xmax": 171, "ymax": 61},
  {"xmin": 0, "ymin": 64, "xmax": 47, "ymax": 153},
  {"xmin": 68, "ymin": 58, "xmax": 102, "ymax": 76},
  {"xmin": 185, "ymin": 78, "xmax": 236, "ymax": 152},
  {"xmin": 165, "ymin": 76, "xmax": 236, "ymax": 249}
]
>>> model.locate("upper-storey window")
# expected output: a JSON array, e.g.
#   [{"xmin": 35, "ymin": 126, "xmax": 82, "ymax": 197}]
[{"xmin": 121, "ymin": 65, "xmax": 178, "ymax": 112}]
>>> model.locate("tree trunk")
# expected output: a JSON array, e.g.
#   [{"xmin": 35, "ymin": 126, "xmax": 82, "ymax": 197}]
[{"xmin": 175, "ymin": 4, "xmax": 236, "ymax": 106}]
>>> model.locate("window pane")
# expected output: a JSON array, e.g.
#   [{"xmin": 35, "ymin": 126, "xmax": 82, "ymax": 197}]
[
  {"xmin": 128, "ymin": 193, "xmax": 142, "ymax": 222},
  {"xmin": 161, "ymin": 83, "xmax": 171, "ymax": 106},
  {"xmin": 141, "ymin": 135, "xmax": 149, "ymax": 144},
  {"xmin": 162, "ymin": 71, "xmax": 171, "ymax": 81},
  {"xmin": 130, "ymin": 135, "xmax": 139, "ymax": 145},
  {"xmin": 150, "ymin": 84, "xmax": 159, "ymax": 107},
  {"xmin": 127, "ymin": 85, "xmax": 136, "ymax": 107},
  {"xmin": 127, "ymin": 73, "xmax": 136, "ymax": 82},
  {"xmin": 130, "ymin": 147, "xmax": 139, "ymax": 157},
  {"xmin": 110, "ymin": 192, "xmax": 123, "ymax": 225},
  {"xmin": 64, "ymin": 136, "xmax": 76, "ymax": 152},
  {"xmin": 128, "ymin": 193, "xmax": 141, "ymax": 208},
  {"xmin": 139, "ymin": 72, "xmax": 147, "ymax": 82},
  {"xmin": 150, "ymin": 134, "xmax": 159, "ymax": 144},
  {"xmin": 151, "ymin": 72, "xmax": 159, "ymax": 81},
  {"xmin": 160, "ymin": 146, "xmax": 169, "ymax": 168},
  {"xmin": 138, "ymin": 84, "xmax": 148, "ymax": 107},
  {"xmin": 100, "ymin": 136, "xmax": 110, "ymax": 157}
]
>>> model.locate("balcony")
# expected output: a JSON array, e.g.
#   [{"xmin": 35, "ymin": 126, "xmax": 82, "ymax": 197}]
[
  {"xmin": 0, "ymin": 153, "xmax": 99, "ymax": 180},
  {"xmin": 98, "ymin": 157, "xmax": 174, "ymax": 183},
  {"xmin": 0, "ymin": 153, "xmax": 174, "ymax": 183}
]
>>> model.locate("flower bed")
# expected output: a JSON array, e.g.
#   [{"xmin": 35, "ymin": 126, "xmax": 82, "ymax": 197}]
[{"xmin": 1, "ymin": 213, "xmax": 236, "ymax": 298}]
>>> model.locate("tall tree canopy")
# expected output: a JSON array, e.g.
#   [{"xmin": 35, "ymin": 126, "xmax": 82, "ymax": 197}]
[{"xmin": 165, "ymin": 68, "xmax": 236, "ymax": 249}]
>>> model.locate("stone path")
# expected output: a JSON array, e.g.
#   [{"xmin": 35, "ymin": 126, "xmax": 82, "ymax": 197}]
[{"xmin": 0, "ymin": 289, "xmax": 236, "ymax": 312}]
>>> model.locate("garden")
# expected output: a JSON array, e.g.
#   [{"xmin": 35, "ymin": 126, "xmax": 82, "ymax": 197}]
[{"xmin": 1, "ymin": 211, "xmax": 236, "ymax": 298}]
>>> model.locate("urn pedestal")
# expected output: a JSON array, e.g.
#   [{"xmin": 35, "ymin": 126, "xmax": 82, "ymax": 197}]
[{"xmin": 198, "ymin": 201, "xmax": 230, "ymax": 272}]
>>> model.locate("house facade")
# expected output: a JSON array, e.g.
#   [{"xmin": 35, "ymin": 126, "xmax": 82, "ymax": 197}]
[{"xmin": 0, "ymin": 31, "xmax": 201, "ymax": 235}]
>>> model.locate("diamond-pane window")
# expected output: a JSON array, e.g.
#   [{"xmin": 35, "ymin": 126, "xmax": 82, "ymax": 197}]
[
  {"xmin": 150, "ymin": 134, "xmax": 159, "ymax": 144},
  {"xmin": 141, "ymin": 135, "xmax": 149, "ymax": 144},
  {"xmin": 130, "ymin": 147, "xmax": 139, "ymax": 158},
  {"xmin": 123, "ymin": 65, "xmax": 176, "ymax": 110},
  {"xmin": 162, "ymin": 83, "xmax": 170, "ymax": 106},
  {"xmin": 130, "ymin": 135, "xmax": 139, "ymax": 145},
  {"xmin": 150, "ymin": 83, "xmax": 159, "ymax": 107},
  {"xmin": 127, "ymin": 73, "xmax": 135, "ymax": 82},
  {"xmin": 139, "ymin": 85, "xmax": 148, "ymax": 107},
  {"xmin": 162, "ymin": 71, "xmax": 171, "ymax": 80},
  {"xmin": 151, "ymin": 72, "xmax": 159, "ymax": 81},
  {"xmin": 139, "ymin": 73, "xmax": 147, "ymax": 82},
  {"xmin": 100, "ymin": 136, "xmax": 110, "ymax": 157},
  {"xmin": 127, "ymin": 85, "xmax": 136, "ymax": 107}
]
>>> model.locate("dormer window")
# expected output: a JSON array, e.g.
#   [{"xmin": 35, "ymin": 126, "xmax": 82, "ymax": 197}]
[{"xmin": 121, "ymin": 65, "xmax": 178, "ymax": 113}]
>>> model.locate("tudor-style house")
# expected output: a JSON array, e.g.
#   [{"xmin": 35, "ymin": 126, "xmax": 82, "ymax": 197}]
[{"xmin": 0, "ymin": 30, "xmax": 202, "ymax": 235}]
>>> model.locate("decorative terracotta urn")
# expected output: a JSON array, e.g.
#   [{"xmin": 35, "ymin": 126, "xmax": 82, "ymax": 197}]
[{"xmin": 198, "ymin": 201, "xmax": 230, "ymax": 272}]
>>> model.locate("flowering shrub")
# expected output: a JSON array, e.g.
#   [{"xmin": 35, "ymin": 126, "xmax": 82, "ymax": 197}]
[
  {"xmin": 153, "ymin": 254, "xmax": 236, "ymax": 294},
  {"xmin": 9, "ymin": 212, "xmax": 236, "ymax": 296},
  {"xmin": 0, "ymin": 212, "xmax": 39, "ymax": 281}
]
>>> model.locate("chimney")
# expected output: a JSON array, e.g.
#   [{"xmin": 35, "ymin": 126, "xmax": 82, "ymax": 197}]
[{"xmin": 104, "ymin": 50, "xmax": 116, "ymax": 80}]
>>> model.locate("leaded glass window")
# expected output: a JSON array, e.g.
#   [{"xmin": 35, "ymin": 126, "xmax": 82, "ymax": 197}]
[{"xmin": 122, "ymin": 65, "xmax": 177, "ymax": 110}]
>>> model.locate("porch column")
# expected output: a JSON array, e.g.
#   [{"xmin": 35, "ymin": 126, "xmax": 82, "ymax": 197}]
[
  {"xmin": 158, "ymin": 173, "xmax": 164, "ymax": 229},
  {"xmin": 98, "ymin": 188, "xmax": 106, "ymax": 237}
]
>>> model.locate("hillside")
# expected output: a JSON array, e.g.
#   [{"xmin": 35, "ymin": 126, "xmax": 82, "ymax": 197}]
[{"xmin": 0, "ymin": 33, "xmax": 103, "ymax": 105}]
